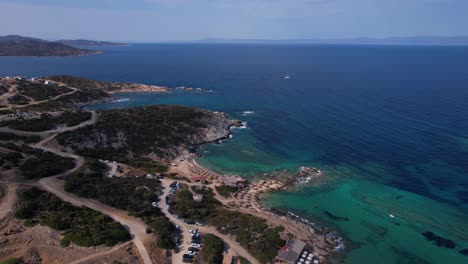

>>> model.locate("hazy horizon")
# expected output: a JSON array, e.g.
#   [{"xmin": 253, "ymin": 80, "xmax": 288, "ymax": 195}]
[{"xmin": 1, "ymin": 0, "xmax": 468, "ymax": 42}]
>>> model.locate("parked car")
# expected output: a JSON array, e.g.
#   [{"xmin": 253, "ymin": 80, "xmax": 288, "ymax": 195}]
[
  {"xmin": 190, "ymin": 243, "xmax": 201, "ymax": 248},
  {"xmin": 195, "ymin": 222, "xmax": 205, "ymax": 226},
  {"xmin": 186, "ymin": 220, "xmax": 195, "ymax": 225}
]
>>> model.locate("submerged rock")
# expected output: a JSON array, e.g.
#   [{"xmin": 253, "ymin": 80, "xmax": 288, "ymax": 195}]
[
  {"xmin": 422, "ymin": 231, "xmax": 456, "ymax": 249},
  {"xmin": 323, "ymin": 210, "xmax": 349, "ymax": 221}
]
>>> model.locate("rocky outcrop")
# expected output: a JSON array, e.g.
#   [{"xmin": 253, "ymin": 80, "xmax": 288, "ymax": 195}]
[{"xmin": 57, "ymin": 105, "xmax": 240, "ymax": 161}]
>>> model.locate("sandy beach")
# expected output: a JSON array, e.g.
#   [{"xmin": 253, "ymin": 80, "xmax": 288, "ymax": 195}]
[{"xmin": 168, "ymin": 155, "xmax": 343, "ymax": 263}]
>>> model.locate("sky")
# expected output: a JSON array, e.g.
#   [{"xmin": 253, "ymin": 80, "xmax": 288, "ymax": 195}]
[{"xmin": 0, "ymin": 0, "xmax": 468, "ymax": 42}]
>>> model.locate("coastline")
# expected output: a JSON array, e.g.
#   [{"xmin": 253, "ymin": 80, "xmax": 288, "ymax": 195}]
[
  {"xmin": 168, "ymin": 154, "xmax": 343, "ymax": 263},
  {"xmin": 82, "ymin": 87, "xmax": 344, "ymax": 262}
]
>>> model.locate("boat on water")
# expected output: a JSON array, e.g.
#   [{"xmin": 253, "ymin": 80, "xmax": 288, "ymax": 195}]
[{"xmin": 284, "ymin": 73, "xmax": 291, "ymax": 79}]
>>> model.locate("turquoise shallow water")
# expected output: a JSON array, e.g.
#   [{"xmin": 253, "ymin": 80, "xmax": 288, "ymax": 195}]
[{"xmin": 2, "ymin": 44, "xmax": 468, "ymax": 263}]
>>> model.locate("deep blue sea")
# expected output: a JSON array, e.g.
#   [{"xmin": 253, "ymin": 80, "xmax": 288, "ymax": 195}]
[{"xmin": 1, "ymin": 44, "xmax": 468, "ymax": 263}]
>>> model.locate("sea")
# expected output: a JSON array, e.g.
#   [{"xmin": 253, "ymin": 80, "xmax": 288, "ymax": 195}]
[{"xmin": 1, "ymin": 44, "xmax": 467, "ymax": 264}]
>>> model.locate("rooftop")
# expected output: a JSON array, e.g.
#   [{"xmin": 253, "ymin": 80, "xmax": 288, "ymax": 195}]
[
  {"xmin": 219, "ymin": 174, "xmax": 246, "ymax": 187},
  {"xmin": 276, "ymin": 240, "xmax": 307, "ymax": 264}
]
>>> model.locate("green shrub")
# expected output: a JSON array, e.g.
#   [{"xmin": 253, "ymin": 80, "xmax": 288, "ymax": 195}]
[
  {"xmin": 15, "ymin": 188, "xmax": 131, "ymax": 247},
  {"xmin": 0, "ymin": 258, "xmax": 22, "ymax": 264},
  {"xmin": 215, "ymin": 185, "xmax": 238, "ymax": 198},
  {"xmin": 20, "ymin": 152, "xmax": 74, "ymax": 179},
  {"xmin": 0, "ymin": 152, "xmax": 23, "ymax": 165},
  {"xmin": 60, "ymin": 238, "xmax": 71, "ymax": 247},
  {"xmin": 203, "ymin": 234, "xmax": 224, "ymax": 264}
]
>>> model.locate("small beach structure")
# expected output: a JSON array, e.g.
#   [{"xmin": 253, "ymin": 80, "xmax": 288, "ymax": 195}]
[
  {"xmin": 191, "ymin": 176, "xmax": 207, "ymax": 183},
  {"xmin": 193, "ymin": 194, "xmax": 204, "ymax": 202},
  {"xmin": 219, "ymin": 175, "xmax": 246, "ymax": 188},
  {"xmin": 276, "ymin": 240, "xmax": 307, "ymax": 264}
]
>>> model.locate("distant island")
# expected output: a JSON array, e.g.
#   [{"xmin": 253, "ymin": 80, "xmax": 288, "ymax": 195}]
[
  {"xmin": 55, "ymin": 39, "xmax": 128, "ymax": 47},
  {"xmin": 0, "ymin": 35, "xmax": 128, "ymax": 56}
]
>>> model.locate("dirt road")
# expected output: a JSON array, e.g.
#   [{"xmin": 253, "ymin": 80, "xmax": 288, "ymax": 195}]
[
  {"xmin": 39, "ymin": 176, "xmax": 153, "ymax": 264},
  {"xmin": 1, "ymin": 109, "xmax": 154, "ymax": 264},
  {"xmin": 159, "ymin": 179, "xmax": 259, "ymax": 264},
  {"xmin": 4, "ymin": 86, "xmax": 78, "ymax": 110},
  {"xmin": 0, "ymin": 183, "xmax": 18, "ymax": 220},
  {"xmin": 0, "ymin": 111, "xmax": 98, "ymax": 137}
]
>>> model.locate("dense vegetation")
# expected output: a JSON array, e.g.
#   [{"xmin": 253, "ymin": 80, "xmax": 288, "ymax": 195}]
[
  {"xmin": 0, "ymin": 111, "xmax": 91, "ymax": 131},
  {"xmin": 58, "ymin": 105, "xmax": 228, "ymax": 159},
  {"xmin": 128, "ymin": 159, "xmax": 168, "ymax": 174},
  {"xmin": 215, "ymin": 185, "xmax": 238, "ymax": 198},
  {"xmin": 0, "ymin": 142, "xmax": 42, "ymax": 155},
  {"xmin": 203, "ymin": 234, "xmax": 225, "ymax": 264},
  {"xmin": 19, "ymin": 151, "xmax": 75, "ymax": 179},
  {"xmin": 0, "ymin": 85, "xmax": 8, "ymax": 95},
  {"xmin": 0, "ymin": 132, "xmax": 40, "ymax": 143},
  {"xmin": 0, "ymin": 258, "xmax": 22, "ymax": 264},
  {"xmin": 7, "ymin": 94, "xmax": 29, "ymax": 105},
  {"xmin": 0, "ymin": 151, "xmax": 23, "ymax": 165},
  {"xmin": 172, "ymin": 188, "xmax": 285, "ymax": 263},
  {"xmin": 65, "ymin": 163, "xmax": 176, "ymax": 249},
  {"xmin": 16, "ymin": 80, "xmax": 72, "ymax": 101},
  {"xmin": 15, "ymin": 188, "xmax": 130, "ymax": 247},
  {"xmin": 48, "ymin": 75, "xmax": 128, "ymax": 92}
]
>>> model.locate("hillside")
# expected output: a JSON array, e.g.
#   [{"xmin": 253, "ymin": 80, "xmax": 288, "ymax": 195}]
[
  {"xmin": 57, "ymin": 105, "xmax": 239, "ymax": 161},
  {"xmin": 0, "ymin": 35, "xmax": 46, "ymax": 42},
  {"xmin": 0, "ymin": 40, "xmax": 97, "ymax": 56}
]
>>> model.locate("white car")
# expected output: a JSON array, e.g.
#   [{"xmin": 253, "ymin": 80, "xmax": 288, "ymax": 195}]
[
  {"xmin": 187, "ymin": 251, "xmax": 196, "ymax": 256},
  {"xmin": 189, "ymin": 230, "xmax": 196, "ymax": 234},
  {"xmin": 189, "ymin": 243, "xmax": 201, "ymax": 248}
]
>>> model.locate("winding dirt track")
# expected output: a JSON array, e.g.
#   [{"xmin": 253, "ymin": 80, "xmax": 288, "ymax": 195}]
[
  {"xmin": 0, "ymin": 111, "xmax": 98, "ymax": 137},
  {"xmin": 159, "ymin": 180, "xmax": 260, "ymax": 264},
  {"xmin": 69, "ymin": 242, "xmax": 132, "ymax": 264},
  {"xmin": 1, "ymin": 109, "xmax": 154, "ymax": 264},
  {"xmin": 29, "ymin": 111, "xmax": 152, "ymax": 264},
  {"xmin": 38, "ymin": 177, "xmax": 152, "ymax": 264},
  {"xmin": 3, "ymin": 86, "xmax": 78, "ymax": 110},
  {"xmin": 0, "ymin": 183, "xmax": 18, "ymax": 220}
]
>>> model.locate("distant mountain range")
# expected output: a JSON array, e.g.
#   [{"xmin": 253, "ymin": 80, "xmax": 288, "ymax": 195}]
[
  {"xmin": 194, "ymin": 36, "xmax": 468, "ymax": 46},
  {"xmin": 0, "ymin": 35, "xmax": 127, "ymax": 56}
]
